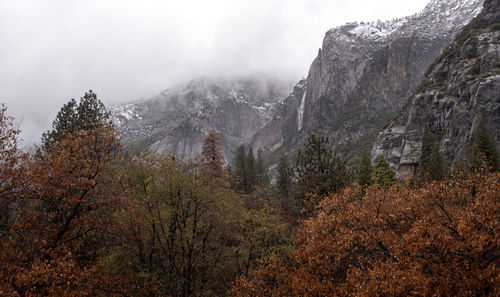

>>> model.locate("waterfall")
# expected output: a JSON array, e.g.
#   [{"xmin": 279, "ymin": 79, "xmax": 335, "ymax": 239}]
[{"xmin": 297, "ymin": 91, "xmax": 306, "ymax": 131}]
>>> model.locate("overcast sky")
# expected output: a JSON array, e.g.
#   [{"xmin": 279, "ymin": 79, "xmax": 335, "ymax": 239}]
[{"xmin": 0, "ymin": 0, "xmax": 429, "ymax": 145}]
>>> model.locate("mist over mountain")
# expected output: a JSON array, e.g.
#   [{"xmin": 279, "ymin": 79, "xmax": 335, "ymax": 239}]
[
  {"xmin": 2, "ymin": 1, "xmax": 500, "ymax": 295},
  {"xmin": 111, "ymin": 76, "xmax": 293, "ymax": 161},
  {"xmin": 251, "ymin": 0, "xmax": 484, "ymax": 166},
  {"xmin": 0, "ymin": 0, "xmax": 429, "ymax": 146},
  {"xmin": 109, "ymin": 0, "xmax": 490, "ymax": 168}
]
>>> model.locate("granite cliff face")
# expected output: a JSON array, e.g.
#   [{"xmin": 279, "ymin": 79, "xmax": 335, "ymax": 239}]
[
  {"xmin": 373, "ymin": 0, "xmax": 500, "ymax": 176},
  {"xmin": 252, "ymin": 0, "xmax": 483, "ymax": 165},
  {"xmin": 111, "ymin": 77, "xmax": 291, "ymax": 161}
]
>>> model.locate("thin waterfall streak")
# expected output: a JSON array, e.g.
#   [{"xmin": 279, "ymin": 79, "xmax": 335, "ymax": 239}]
[{"xmin": 297, "ymin": 91, "xmax": 306, "ymax": 131}]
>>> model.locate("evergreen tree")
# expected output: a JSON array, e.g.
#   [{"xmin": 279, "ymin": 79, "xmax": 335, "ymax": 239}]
[
  {"xmin": 255, "ymin": 149, "xmax": 270, "ymax": 187},
  {"xmin": 246, "ymin": 148, "xmax": 256, "ymax": 192},
  {"xmin": 232, "ymin": 145, "xmax": 251, "ymax": 193},
  {"xmin": 76, "ymin": 90, "xmax": 111, "ymax": 131},
  {"xmin": 201, "ymin": 130, "xmax": 226, "ymax": 179},
  {"xmin": 418, "ymin": 125, "xmax": 448, "ymax": 181},
  {"xmin": 295, "ymin": 135, "xmax": 353, "ymax": 197},
  {"xmin": 357, "ymin": 152, "xmax": 373, "ymax": 187},
  {"xmin": 41, "ymin": 99, "xmax": 78, "ymax": 151},
  {"xmin": 276, "ymin": 155, "xmax": 292, "ymax": 199},
  {"xmin": 371, "ymin": 155, "xmax": 396, "ymax": 187},
  {"xmin": 228, "ymin": 165, "xmax": 235, "ymax": 188},
  {"xmin": 231, "ymin": 146, "xmax": 265, "ymax": 193},
  {"xmin": 471, "ymin": 120, "xmax": 499, "ymax": 171},
  {"xmin": 427, "ymin": 143, "xmax": 448, "ymax": 180},
  {"xmin": 41, "ymin": 90, "xmax": 112, "ymax": 151}
]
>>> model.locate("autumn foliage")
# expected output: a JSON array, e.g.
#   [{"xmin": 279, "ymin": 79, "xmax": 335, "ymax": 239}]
[
  {"xmin": 201, "ymin": 129, "xmax": 227, "ymax": 179},
  {"xmin": 0, "ymin": 106, "xmax": 140, "ymax": 295},
  {"xmin": 233, "ymin": 171, "xmax": 500, "ymax": 296},
  {"xmin": 1, "ymin": 96, "xmax": 499, "ymax": 296},
  {"xmin": 0, "ymin": 100, "xmax": 292, "ymax": 296}
]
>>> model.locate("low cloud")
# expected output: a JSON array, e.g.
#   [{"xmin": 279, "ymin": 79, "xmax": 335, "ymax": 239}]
[{"xmin": 0, "ymin": 0, "xmax": 428, "ymax": 145}]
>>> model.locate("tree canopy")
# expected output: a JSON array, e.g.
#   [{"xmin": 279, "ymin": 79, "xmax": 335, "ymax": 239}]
[
  {"xmin": 471, "ymin": 119, "xmax": 499, "ymax": 172},
  {"xmin": 41, "ymin": 90, "xmax": 112, "ymax": 151},
  {"xmin": 233, "ymin": 171, "xmax": 500, "ymax": 297},
  {"xmin": 371, "ymin": 155, "xmax": 396, "ymax": 186},
  {"xmin": 200, "ymin": 129, "xmax": 226, "ymax": 180},
  {"xmin": 418, "ymin": 125, "xmax": 448, "ymax": 181},
  {"xmin": 295, "ymin": 135, "xmax": 353, "ymax": 198},
  {"xmin": 357, "ymin": 151, "xmax": 373, "ymax": 187}
]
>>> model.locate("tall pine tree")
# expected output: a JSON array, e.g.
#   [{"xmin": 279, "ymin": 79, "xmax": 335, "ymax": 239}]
[
  {"xmin": 41, "ymin": 90, "xmax": 112, "ymax": 151},
  {"xmin": 418, "ymin": 125, "xmax": 434, "ymax": 177},
  {"xmin": 295, "ymin": 135, "xmax": 353, "ymax": 198},
  {"xmin": 246, "ymin": 148, "xmax": 256, "ymax": 192},
  {"xmin": 471, "ymin": 120, "xmax": 499, "ymax": 172},
  {"xmin": 428, "ymin": 143, "xmax": 448, "ymax": 180},
  {"xmin": 418, "ymin": 125, "xmax": 447, "ymax": 181},
  {"xmin": 200, "ymin": 130, "xmax": 226, "ymax": 179},
  {"xmin": 276, "ymin": 155, "xmax": 292, "ymax": 200},
  {"xmin": 357, "ymin": 152, "xmax": 373, "ymax": 187},
  {"xmin": 231, "ymin": 145, "xmax": 255, "ymax": 193},
  {"xmin": 76, "ymin": 90, "xmax": 111, "ymax": 131},
  {"xmin": 371, "ymin": 155, "xmax": 396, "ymax": 187},
  {"xmin": 255, "ymin": 149, "xmax": 269, "ymax": 187}
]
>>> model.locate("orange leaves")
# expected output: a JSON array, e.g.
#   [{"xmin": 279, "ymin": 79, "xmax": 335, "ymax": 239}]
[
  {"xmin": 201, "ymin": 129, "xmax": 227, "ymax": 181},
  {"xmin": 0, "ymin": 121, "xmax": 137, "ymax": 296},
  {"xmin": 0, "ymin": 104, "xmax": 27, "ymax": 205},
  {"xmin": 233, "ymin": 172, "xmax": 500, "ymax": 296}
]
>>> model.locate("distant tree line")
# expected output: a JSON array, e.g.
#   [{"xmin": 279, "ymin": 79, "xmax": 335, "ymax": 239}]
[{"xmin": 229, "ymin": 145, "xmax": 269, "ymax": 194}]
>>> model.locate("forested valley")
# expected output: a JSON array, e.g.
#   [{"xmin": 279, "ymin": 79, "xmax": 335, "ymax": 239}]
[{"xmin": 0, "ymin": 91, "xmax": 498, "ymax": 296}]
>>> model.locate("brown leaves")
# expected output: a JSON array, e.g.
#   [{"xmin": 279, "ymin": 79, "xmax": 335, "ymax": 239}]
[
  {"xmin": 233, "ymin": 172, "xmax": 500, "ymax": 296},
  {"xmin": 0, "ymin": 117, "xmax": 138, "ymax": 296},
  {"xmin": 201, "ymin": 129, "xmax": 227, "ymax": 181}
]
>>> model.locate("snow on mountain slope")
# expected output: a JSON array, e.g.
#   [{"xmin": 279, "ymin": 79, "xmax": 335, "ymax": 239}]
[
  {"xmin": 110, "ymin": 77, "xmax": 292, "ymax": 161},
  {"xmin": 252, "ymin": 0, "xmax": 483, "ymax": 166},
  {"xmin": 372, "ymin": 0, "xmax": 500, "ymax": 176},
  {"xmin": 337, "ymin": 0, "xmax": 482, "ymax": 43}
]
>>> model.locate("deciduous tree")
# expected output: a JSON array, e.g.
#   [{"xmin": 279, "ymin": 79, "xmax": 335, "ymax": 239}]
[
  {"xmin": 0, "ymin": 101, "xmax": 141, "ymax": 296},
  {"xmin": 233, "ymin": 171, "xmax": 500, "ymax": 297},
  {"xmin": 109, "ymin": 151, "xmax": 290, "ymax": 296},
  {"xmin": 0, "ymin": 104, "xmax": 26, "ymax": 236}
]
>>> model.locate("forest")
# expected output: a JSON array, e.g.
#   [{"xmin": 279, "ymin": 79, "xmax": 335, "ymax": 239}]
[{"xmin": 0, "ymin": 91, "xmax": 499, "ymax": 296}]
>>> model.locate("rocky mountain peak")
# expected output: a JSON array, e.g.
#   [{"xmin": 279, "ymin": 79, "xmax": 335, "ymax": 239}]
[
  {"xmin": 111, "ymin": 77, "xmax": 292, "ymax": 161},
  {"xmin": 328, "ymin": 0, "xmax": 482, "ymax": 45},
  {"xmin": 252, "ymin": 0, "xmax": 483, "ymax": 166},
  {"xmin": 372, "ymin": 0, "xmax": 500, "ymax": 176}
]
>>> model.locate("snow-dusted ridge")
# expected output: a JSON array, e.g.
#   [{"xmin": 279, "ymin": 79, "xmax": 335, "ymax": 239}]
[
  {"xmin": 330, "ymin": 0, "xmax": 483, "ymax": 43},
  {"xmin": 111, "ymin": 103, "xmax": 148, "ymax": 126},
  {"xmin": 250, "ymin": 0, "xmax": 484, "ymax": 164},
  {"xmin": 109, "ymin": 77, "xmax": 293, "ymax": 160}
]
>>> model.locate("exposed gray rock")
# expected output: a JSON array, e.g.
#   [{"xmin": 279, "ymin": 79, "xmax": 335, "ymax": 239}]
[
  {"xmin": 252, "ymin": 0, "xmax": 483, "ymax": 166},
  {"xmin": 111, "ymin": 77, "xmax": 292, "ymax": 162},
  {"xmin": 483, "ymin": 0, "xmax": 500, "ymax": 22},
  {"xmin": 373, "ymin": 0, "xmax": 500, "ymax": 176}
]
